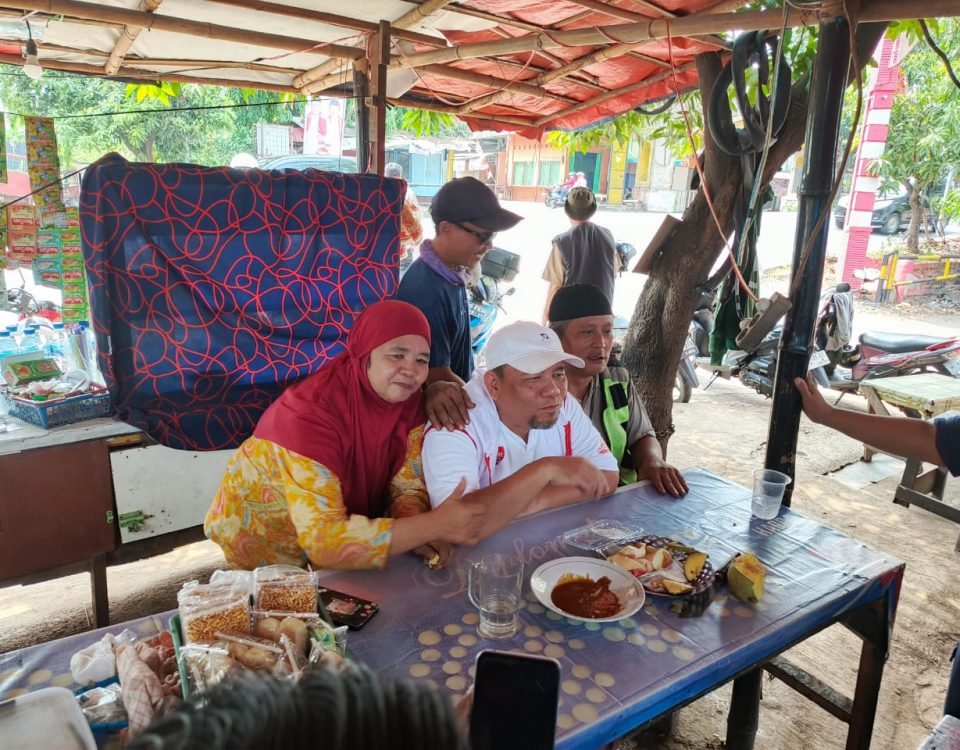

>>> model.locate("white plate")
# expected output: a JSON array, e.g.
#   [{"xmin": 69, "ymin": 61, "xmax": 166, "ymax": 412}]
[{"xmin": 530, "ymin": 556, "xmax": 645, "ymax": 623}]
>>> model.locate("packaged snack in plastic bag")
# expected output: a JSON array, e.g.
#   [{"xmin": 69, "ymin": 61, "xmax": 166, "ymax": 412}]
[
  {"xmin": 177, "ymin": 583, "xmax": 251, "ymax": 643},
  {"xmin": 178, "ymin": 642, "xmax": 238, "ymax": 694},
  {"xmin": 307, "ymin": 618, "xmax": 348, "ymax": 670},
  {"xmin": 254, "ymin": 566, "xmax": 317, "ymax": 613},
  {"xmin": 77, "ymin": 683, "xmax": 126, "ymax": 729},
  {"xmin": 209, "ymin": 569, "xmax": 255, "ymax": 596},
  {"xmin": 251, "ymin": 611, "xmax": 320, "ymax": 658}
]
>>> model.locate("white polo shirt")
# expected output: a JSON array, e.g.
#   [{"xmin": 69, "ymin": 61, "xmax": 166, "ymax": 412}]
[{"xmin": 423, "ymin": 369, "xmax": 617, "ymax": 507}]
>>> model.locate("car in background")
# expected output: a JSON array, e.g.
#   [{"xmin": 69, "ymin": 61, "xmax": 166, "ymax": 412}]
[
  {"xmin": 833, "ymin": 191, "xmax": 937, "ymax": 234},
  {"xmin": 259, "ymin": 154, "xmax": 358, "ymax": 173}
]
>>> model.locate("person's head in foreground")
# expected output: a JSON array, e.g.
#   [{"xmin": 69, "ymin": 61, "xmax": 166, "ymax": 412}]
[
  {"xmin": 564, "ymin": 186, "xmax": 598, "ymax": 223},
  {"xmin": 482, "ymin": 321, "xmax": 584, "ymax": 437},
  {"xmin": 547, "ymin": 283, "xmax": 614, "ymax": 378},
  {"xmin": 127, "ymin": 664, "xmax": 468, "ymax": 750},
  {"xmin": 429, "ymin": 176, "xmax": 522, "ymax": 270}
]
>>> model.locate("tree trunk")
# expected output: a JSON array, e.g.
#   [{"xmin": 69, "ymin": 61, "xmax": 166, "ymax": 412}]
[
  {"xmin": 907, "ymin": 186, "xmax": 922, "ymax": 252},
  {"xmin": 622, "ymin": 23, "xmax": 888, "ymax": 455}
]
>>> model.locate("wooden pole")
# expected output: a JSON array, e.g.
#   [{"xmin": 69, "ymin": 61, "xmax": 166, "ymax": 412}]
[
  {"xmin": 368, "ymin": 20, "xmax": 389, "ymax": 175},
  {"xmin": 205, "ymin": 0, "xmax": 443, "ymax": 47},
  {"xmin": 104, "ymin": 0, "xmax": 162, "ymax": 76},
  {"xmin": 396, "ymin": 0, "xmax": 960, "ymax": 68},
  {"xmin": 354, "ymin": 60, "xmax": 370, "ymax": 176},
  {"xmin": 0, "ymin": 0, "xmax": 364, "ymax": 60}
]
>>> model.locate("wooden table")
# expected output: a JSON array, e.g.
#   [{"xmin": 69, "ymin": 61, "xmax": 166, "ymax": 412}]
[
  {"xmin": 0, "ymin": 417, "xmax": 147, "ymax": 627},
  {"xmin": 859, "ymin": 373, "xmax": 960, "ymax": 549},
  {"xmin": 0, "ymin": 468, "xmax": 904, "ymax": 749}
]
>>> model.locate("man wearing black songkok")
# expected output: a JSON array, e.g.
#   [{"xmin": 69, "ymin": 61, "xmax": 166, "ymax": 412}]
[{"xmin": 548, "ymin": 284, "xmax": 687, "ymax": 497}]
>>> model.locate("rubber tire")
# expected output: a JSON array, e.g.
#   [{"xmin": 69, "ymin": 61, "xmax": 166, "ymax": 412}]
[
  {"xmin": 881, "ymin": 212, "xmax": 901, "ymax": 235},
  {"xmin": 673, "ymin": 372, "xmax": 692, "ymax": 403}
]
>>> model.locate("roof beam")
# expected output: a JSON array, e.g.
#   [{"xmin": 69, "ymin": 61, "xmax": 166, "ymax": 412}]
[
  {"xmin": 205, "ymin": 0, "xmax": 443, "ymax": 47},
  {"xmin": 562, "ymin": 0, "xmax": 730, "ymax": 50},
  {"xmin": 294, "ymin": 0, "xmax": 454, "ymax": 91},
  {"xmin": 397, "ymin": 0, "xmax": 960, "ymax": 68},
  {"xmin": 0, "ymin": 53, "xmax": 302, "ymax": 93},
  {"xmin": 388, "ymin": 95, "xmax": 534, "ymax": 128},
  {"xmin": 534, "ymin": 59, "xmax": 697, "ymax": 127},
  {"xmin": 418, "ymin": 63, "xmax": 578, "ymax": 103},
  {"xmin": 104, "ymin": 0, "xmax": 162, "ymax": 76},
  {"xmin": 0, "ymin": 0, "xmax": 364, "ymax": 60}
]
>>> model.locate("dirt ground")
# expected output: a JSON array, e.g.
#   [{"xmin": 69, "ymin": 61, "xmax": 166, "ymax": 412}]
[{"xmin": 2, "ymin": 324, "xmax": 959, "ymax": 748}]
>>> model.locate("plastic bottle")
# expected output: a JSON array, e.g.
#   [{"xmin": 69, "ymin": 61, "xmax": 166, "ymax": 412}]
[
  {"xmin": 0, "ymin": 331, "xmax": 16, "ymax": 358},
  {"xmin": 18, "ymin": 326, "xmax": 43, "ymax": 355},
  {"xmin": 44, "ymin": 322, "xmax": 70, "ymax": 370},
  {"xmin": 77, "ymin": 320, "xmax": 104, "ymax": 384}
]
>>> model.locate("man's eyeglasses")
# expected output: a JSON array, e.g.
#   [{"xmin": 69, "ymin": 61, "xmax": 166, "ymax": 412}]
[{"xmin": 453, "ymin": 222, "xmax": 496, "ymax": 244}]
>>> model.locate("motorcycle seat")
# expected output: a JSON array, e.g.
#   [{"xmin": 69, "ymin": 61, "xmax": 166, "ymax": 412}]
[{"xmin": 858, "ymin": 331, "xmax": 952, "ymax": 353}]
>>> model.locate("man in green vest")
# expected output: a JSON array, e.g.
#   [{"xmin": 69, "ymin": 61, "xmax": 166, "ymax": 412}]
[{"xmin": 548, "ymin": 283, "xmax": 687, "ymax": 497}]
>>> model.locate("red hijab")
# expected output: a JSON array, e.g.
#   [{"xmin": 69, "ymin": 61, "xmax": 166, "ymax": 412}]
[{"xmin": 255, "ymin": 300, "xmax": 431, "ymax": 518}]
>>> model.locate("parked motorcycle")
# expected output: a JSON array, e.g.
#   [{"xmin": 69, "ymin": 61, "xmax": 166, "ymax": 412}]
[
  {"xmin": 543, "ymin": 184, "xmax": 566, "ymax": 208},
  {"xmin": 815, "ymin": 283, "xmax": 960, "ymax": 392},
  {"xmin": 469, "ymin": 248, "xmax": 519, "ymax": 357}
]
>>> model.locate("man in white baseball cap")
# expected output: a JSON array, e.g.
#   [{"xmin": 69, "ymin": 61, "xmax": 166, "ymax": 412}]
[{"xmin": 422, "ymin": 321, "xmax": 619, "ymax": 531}]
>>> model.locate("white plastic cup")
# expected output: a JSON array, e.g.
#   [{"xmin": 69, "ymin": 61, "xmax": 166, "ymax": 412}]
[{"xmin": 751, "ymin": 469, "xmax": 792, "ymax": 519}]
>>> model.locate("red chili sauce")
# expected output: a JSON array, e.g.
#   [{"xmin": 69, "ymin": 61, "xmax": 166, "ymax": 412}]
[{"xmin": 550, "ymin": 576, "xmax": 621, "ymax": 619}]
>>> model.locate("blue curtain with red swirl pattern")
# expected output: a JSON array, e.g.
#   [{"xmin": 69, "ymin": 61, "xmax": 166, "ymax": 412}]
[{"xmin": 80, "ymin": 154, "xmax": 403, "ymax": 451}]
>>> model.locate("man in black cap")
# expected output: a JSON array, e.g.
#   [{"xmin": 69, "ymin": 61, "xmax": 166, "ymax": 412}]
[
  {"xmin": 548, "ymin": 283, "xmax": 687, "ymax": 497},
  {"xmin": 541, "ymin": 187, "xmax": 619, "ymax": 323},
  {"xmin": 397, "ymin": 176, "xmax": 523, "ymax": 430}
]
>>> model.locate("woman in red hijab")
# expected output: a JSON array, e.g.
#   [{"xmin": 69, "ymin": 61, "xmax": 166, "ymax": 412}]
[{"xmin": 205, "ymin": 300, "xmax": 481, "ymax": 570}]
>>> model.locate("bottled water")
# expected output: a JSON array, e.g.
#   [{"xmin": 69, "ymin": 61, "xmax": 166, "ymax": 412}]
[
  {"xmin": 44, "ymin": 322, "xmax": 69, "ymax": 370},
  {"xmin": 18, "ymin": 326, "xmax": 43, "ymax": 355},
  {"xmin": 0, "ymin": 331, "xmax": 17, "ymax": 358}
]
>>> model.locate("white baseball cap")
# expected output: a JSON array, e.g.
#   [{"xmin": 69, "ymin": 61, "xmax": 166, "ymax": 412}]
[{"xmin": 484, "ymin": 321, "xmax": 584, "ymax": 374}]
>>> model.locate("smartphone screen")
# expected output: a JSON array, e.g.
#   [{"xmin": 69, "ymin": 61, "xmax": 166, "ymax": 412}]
[{"xmin": 469, "ymin": 649, "xmax": 561, "ymax": 750}]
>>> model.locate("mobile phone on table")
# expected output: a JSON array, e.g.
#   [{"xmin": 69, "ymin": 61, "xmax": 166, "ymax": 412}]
[
  {"xmin": 317, "ymin": 586, "xmax": 378, "ymax": 630},
  {"xmin": 469, "ymin": 649, "xmax": 561, "ymax": 750}
]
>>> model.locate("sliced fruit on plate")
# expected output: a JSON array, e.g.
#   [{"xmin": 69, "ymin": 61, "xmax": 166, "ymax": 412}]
[
  {"xmin": 683, "ymin": 551, "xmax": 708, "ymax": 582},
  {"xmin": 648, "ymin": 547, "xmax": 672, "ymax": 571},
  {"xmin": 608, "ymin": 552, "xmax": 653, "ymax": 574},
  {"xmin": 661, "ymin": 579, "xmax": 694, "ymax": 596}
]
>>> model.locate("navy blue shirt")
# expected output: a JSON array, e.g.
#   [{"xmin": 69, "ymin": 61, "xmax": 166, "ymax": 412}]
[
  {"xmin": 396, "ymin": 258, "xmax": 473, "ymax": 382},
  {"xmin": 935, "ymin": 414, "xmax": 960, "ymax": 476}
]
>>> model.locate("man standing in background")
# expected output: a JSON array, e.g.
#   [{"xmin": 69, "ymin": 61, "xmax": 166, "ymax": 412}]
[
  {"xmin": 542, "ymin": 186, "xmax": 619, "ymax": 321},
  {"xmin": 385, "ymin": 162, "xmax": 423, "ymax": 277}
]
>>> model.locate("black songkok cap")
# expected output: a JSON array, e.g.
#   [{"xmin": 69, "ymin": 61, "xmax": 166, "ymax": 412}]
[{"xmin": 548, "ymin": 283, "xmax": 613, "ymax": 323}]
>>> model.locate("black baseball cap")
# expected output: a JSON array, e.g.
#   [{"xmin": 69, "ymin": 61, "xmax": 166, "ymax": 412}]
[
  {"xmin": 548, "ymin": 283, "xmax": 612, "ymax": 323},
  {"xmin": 430, "ymin": 176, "xmax": 523, "ymax": 232}
]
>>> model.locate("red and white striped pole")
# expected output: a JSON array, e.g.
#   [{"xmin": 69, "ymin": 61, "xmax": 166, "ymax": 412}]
[{"xmin": 839, "ymin": 35, "xmax": 909, "ymax": 289}]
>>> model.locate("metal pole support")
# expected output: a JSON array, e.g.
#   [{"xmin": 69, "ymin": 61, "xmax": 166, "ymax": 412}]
[{"xmin": 764, "ymin": 14, "xmax": 852, "ymax": 507}]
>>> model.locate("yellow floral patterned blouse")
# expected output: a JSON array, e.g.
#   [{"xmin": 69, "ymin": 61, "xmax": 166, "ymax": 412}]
[{"xmin": 204, "ymin": 425, "xmax": 429, "ymax": 570}]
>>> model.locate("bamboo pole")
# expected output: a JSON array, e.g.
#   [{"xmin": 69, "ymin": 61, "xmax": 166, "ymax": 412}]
[
  {"xmin": 0, "ymin": 0, "xmax": 365, "ymax": 60},
  {"xmin": 104, "ymin": 0, "xmax": 162, "ymax": 76},
  {"xmin": 388, "ymin": 95, "xmax": 533, "ymax": 128},
  {"xmin": 533, "ymin": 59, "xmax": 696, "ymax": 127},
  {"xmin": 368, "ymin": 20, "xmax": 389, "ymax": 174},
  {"xmin": 294, "ymin": 0, "xmax": 454, "ymax": 91},
  {"xmin": 419, "ymin": 63, "xmax": 577, "ymax": 103},
  {"xmin": 0, "ymin": 52, "xmax": 303, "ymax": 93},
  {"xmin": 205, "ymin": 0, "xmax": 443, "ymax": 47},
  {"xmin": 396, "ymin": 0, "xmax": 960, "ymax": 68}
]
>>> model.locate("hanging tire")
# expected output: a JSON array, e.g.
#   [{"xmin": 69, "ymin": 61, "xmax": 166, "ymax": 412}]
[{"xmin": 673, "ymin": 372, "xmax": 692, "ymax": 403}]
